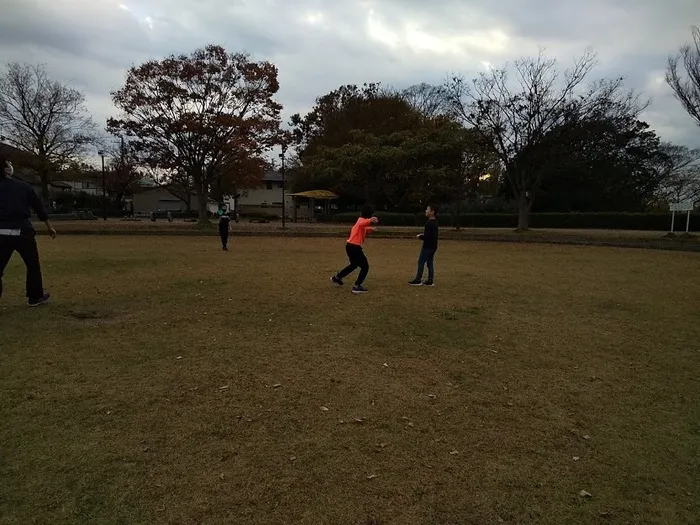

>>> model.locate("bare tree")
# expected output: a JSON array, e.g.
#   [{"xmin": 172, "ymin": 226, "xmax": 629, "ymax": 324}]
[
  {"xmin": 666, "ymin": 26, "xmax": 700, "ymax": 128},
  {"xmin": 656, "ymin": 143, "xmax": 700, "ymax": 204},
  {"xmin": 446, "ymin": 49, "xmax": 647, "ymax": 229},
  {"xmin": 399, "ymin": 83, "xmax": 451, "ymax": 118},
  {"xmin": 0, "ymin": 63, "xmax": 97, "ymax": 204}
]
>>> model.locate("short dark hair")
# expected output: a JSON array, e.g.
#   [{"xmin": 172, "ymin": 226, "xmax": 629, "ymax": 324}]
[
  {"xmin": 427, "ymin": 205, "xmax": 438, "ymax": 215},
  {"xmin": 360, "ymin": 205, "xmax": 374, "ymax": 219}
]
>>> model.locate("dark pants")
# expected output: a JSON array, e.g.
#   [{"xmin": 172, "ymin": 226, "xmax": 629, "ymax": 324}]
[
  {"xmin": 415, "ymin": 248, "xmax": 436, "ymax": 281},
  {"xmin": 337, "ymin": 243, "xmax": 369, "ymax": 285},
  {"xmin": 219, "ymin": 225, "xmax": 229, "ymax": 248},
  {"xmin": 0, "ymin": 234, "xmax": 45, "ymax": 300}
]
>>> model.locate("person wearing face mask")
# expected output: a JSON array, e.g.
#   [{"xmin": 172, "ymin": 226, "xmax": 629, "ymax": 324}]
[{"xmin": 0, "ymin": 153, "xmax": 56, "ymax": 306}]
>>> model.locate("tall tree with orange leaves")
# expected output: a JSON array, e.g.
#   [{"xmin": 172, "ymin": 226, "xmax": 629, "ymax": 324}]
[{"xmin": 108, "ymin": 45, "xmax": 282, "ymax": 222}]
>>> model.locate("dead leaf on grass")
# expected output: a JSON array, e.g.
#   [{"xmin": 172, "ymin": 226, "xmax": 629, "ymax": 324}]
[{"xmin": 579, "ymin": 490, "xmax": 592, "ymax": 498}]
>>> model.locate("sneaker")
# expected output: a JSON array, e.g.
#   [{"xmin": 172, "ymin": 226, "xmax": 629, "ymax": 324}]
[
  {"xmin": 28, "ymin": 292, "xmax": 50, "ymax": 307},
  {"xmin": 223, "ymin": 246, "xmax": 228, "ymax": 251},
  {"xmin": 422, "ymin": 280, "xmax": 434, "ymax": 287},
  {"xmin": 409, "ymin": 279, "xmax": 423, "ymax": 286},
  {"xmin": 331, "ymin": 276, "xmax": 344, "ymax": 286},
  {"xmin": 351, "ymin": 285, "xmax": 368, "ymax": 294}
]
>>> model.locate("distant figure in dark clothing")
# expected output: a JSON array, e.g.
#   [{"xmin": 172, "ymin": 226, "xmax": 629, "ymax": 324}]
[
  {"xmin": 409, "ymin": 205, "xmax": 439, "ymax": 287},
  {"xmin": 219, "ymin": 211, "xmax": 231, "ymax": 251},
  {"xmin": 0, "ymin": 153, "xmax": 57, "ymax": 306}
]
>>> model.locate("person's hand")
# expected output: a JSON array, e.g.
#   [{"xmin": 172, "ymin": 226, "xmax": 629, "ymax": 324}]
[
  {"xmin": 370, "ymin": 216, "xmax": 379, "ymax": 224},
  {"xmin": 45, "ymin": 221, "xmax": 57, "ymax": 239}
]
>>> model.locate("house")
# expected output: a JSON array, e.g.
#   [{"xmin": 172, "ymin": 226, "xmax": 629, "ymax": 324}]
[
  {"xmin": 228, "ymin": 170, "xmax": 300, "ymax": 218},
  {"xmin": 60, "ymin": 171, "xmax": 102, "ymax": 196},
  {"xmin": 0, "ymin": 142, "xmax": 104, "ymax": 201},
  {"xmin": 132, "ymin": 186, "xmax": 218, "ymax": 216}
]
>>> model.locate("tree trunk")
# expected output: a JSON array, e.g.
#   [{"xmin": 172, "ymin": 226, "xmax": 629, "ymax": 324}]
[
  {"xmin": 40, "ymin": 169, "xmax": 50, "ymax": 206},
  {"xmin": 197, "ymin": 184, "xmax": 209, "ymax": 224},
  {"xmin": 454, "ymin": 199, "xmax": 461, "ymax": 230},
  {"xmin": 517, "ymin": 192, "xmax": 531, "ymax": 230}
]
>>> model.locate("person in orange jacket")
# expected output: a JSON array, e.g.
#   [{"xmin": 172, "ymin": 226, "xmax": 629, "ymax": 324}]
[{"xmin": 330, "ymin": 205, "xmax": 378, "ymax": 294}]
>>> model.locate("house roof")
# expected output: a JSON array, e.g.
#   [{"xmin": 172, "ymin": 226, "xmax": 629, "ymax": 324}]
[
  {"xmin": 264, "ymin": 170, "xmax": 283, "ymax": 182},
  {"xmin": 0, "ymin": 142, "xmax": 37, "ymax": 166}
]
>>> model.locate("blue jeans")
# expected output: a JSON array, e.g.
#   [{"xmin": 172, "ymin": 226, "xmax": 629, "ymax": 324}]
[{"xmin": 415, "ymin": 248, "xmax": 436, "ymax": 281}]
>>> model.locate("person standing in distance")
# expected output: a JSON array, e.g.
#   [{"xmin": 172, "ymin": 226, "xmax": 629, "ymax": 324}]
[
  {"xmin": 409, "ymin": 205, "xmax": 438, "ymax": 287},
  {"xmin": 0, "ymin": 153, "xmax": 56, "ymax": 306},
  {"xmin": 330, "ymin": 205, "xmax": 379, "ymax": 294},
  {"xmin": 218, "ymin": 207, "xmax": 231, "ymax": 251}
]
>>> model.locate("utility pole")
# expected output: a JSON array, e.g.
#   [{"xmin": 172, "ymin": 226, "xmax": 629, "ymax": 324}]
[
  {"xmin": 97, "ymin": 150, "xmax": 107, "ymax": 221},
  {"xmin": 279, "ymin": 143, "xmax": 287, "ymax": 229},
  {"xmin": 120, "ymin": 136, "xmax": 125, "ymax": 172}
]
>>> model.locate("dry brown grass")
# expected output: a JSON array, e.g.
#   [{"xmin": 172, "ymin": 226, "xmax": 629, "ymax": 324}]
[
  {"xmin": 35, "ymin": 218, "xmax": 691, "ymax": 238},
  {"xmin": 1, "ymin": 236, "xmax": 699, "ymax": 524}
]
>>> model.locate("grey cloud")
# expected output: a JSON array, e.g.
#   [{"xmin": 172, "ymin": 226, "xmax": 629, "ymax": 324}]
[{"xmin": 0, "ymin": 0, "xmax": 697, "ymax": 147}]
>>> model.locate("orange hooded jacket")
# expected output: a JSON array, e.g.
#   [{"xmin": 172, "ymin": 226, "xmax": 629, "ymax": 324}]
[{"xmin": 347, "ymin": 217, "xmax": 375, "ymax": 246}]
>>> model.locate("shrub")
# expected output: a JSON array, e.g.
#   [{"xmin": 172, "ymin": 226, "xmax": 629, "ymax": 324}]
[{"xmin": 328, "ymin": 212, "xmax": 699, "ymax": 231}]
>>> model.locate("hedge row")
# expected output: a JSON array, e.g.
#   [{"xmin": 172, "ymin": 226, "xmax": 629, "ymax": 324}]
[{"xmin": 330, "ymin": 212, "xmax": 699, "ymax": 231}]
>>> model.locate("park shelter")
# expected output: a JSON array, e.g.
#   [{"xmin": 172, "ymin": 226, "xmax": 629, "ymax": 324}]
[{"xmin": 289, "ymin": 190, "xmax": 339, "ymax": 221}]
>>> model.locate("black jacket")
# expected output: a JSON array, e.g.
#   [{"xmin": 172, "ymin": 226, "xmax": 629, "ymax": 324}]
[
  {"xmin": 0, "ymin": 177, "xmax": 48, "ymax": 233},
  {"xmin": 419, "ymin": 218, "xmax": 438, "ymax": 250}
]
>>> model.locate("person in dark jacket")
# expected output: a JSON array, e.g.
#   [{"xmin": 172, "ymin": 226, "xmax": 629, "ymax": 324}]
[
  {"xmin": 218, "ymin": 208, "xmax": 231, "ymax": 251},
  {"xmin": 0, "ymin": 153, "xmax": 56, "ymax": 306},
  {"xmin": 409, "ymin": 205, "xmax": 438, "ymax": 287}
]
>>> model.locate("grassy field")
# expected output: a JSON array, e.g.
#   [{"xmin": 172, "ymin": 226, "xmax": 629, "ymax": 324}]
[
  {"xmin": 1, "ymin": 236, "xmax": 699, "ymax": 524},
  {"xmin": 35, "ymin": 218, "xmax": 694, "ymax": 239}
]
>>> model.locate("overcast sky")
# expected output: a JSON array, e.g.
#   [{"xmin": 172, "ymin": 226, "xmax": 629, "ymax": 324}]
[{"xmin": 1, "ymin": 0, "xmax": 698, "ymax": 148}]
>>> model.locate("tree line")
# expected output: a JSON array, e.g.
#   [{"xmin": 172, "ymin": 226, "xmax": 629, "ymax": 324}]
[{"xmin": 0, "ymin": 28, "xmax": 698, "ymax": 229}]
